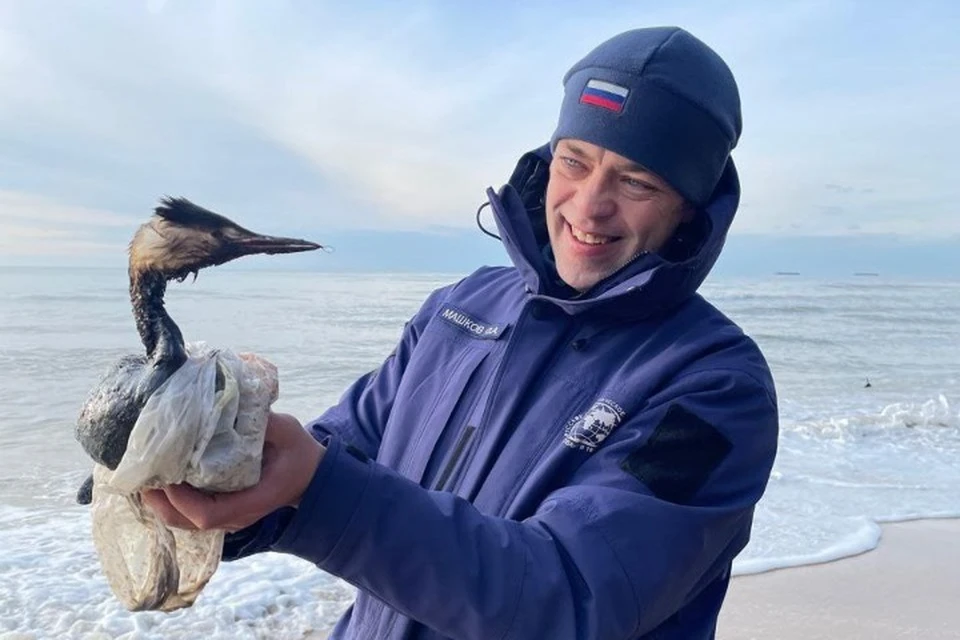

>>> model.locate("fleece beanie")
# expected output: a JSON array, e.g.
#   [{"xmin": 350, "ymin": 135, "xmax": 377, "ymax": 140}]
[{"xmin": 550, "ymin": 27, "xmax": 741, "ymax": 206}]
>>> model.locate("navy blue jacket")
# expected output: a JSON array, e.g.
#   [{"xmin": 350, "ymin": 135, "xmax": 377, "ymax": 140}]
[{"xmin": 226, "ymin": 146, "xmax": 779, "ymax": 639}]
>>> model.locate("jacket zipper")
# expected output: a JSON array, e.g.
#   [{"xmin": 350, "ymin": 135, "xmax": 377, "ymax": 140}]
[{"xmin": 433, "ymin": 425, "xmax": 477, "ymax": 491}]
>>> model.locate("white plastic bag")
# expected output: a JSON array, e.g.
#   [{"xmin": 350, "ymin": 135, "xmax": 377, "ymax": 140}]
[{"xmin": 90, "ymin": 342, "xmax": 279, "ymax": 611}]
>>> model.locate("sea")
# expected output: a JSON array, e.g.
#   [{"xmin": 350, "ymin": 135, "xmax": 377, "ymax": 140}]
[{"xmin": 1, "ymin": 266, "xmax": 958, "ymax": 639}]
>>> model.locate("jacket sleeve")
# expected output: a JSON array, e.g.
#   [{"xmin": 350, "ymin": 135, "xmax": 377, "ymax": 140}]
[
  {"xmin": 222, "ymin": 285, "xmax": 451, "ymax": 561},
  {"xmin": 270, "ymin": 366, "xmax": 779, "ymax": 639}
]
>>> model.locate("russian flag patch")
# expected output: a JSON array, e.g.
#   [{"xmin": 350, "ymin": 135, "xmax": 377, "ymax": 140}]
[{"xmin": 579, "ymin": 79, "xmax": 629, "ymax": 113}]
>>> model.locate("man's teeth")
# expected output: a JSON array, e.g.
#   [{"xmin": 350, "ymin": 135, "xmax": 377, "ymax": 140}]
[{"xmin": 570, "ymin": 225, "xmax": 612, "ymax": 245}]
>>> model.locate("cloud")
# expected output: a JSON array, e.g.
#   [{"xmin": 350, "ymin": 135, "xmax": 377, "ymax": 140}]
[
  {"xmin": 1, "ymin": 0, "xmax": 958, "ymax": 268},
  {"xmin": 0, "ymin": 190, "xmax": 136, "ymax": 258},
  {"xmin": 178, "ymin": 6, "xmax": 552, "ymax": 224},
  {"xmin": 825, "ymin": 184, "xmax": 855, "ymax": 194},
  {"xmin": 0, "ymin": 191, "xmax": 135, "ymax": 227}
]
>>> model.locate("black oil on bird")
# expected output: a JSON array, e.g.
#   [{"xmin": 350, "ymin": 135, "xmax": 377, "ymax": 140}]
[{"xmin": 74, "ymin": 197, "xmax": 322, "ymax": 504}]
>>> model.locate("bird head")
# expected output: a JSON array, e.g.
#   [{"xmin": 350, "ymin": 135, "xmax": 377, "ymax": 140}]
[{"xmin": 129, "ymin": 197, "xmax": 323, "ymax": 280}]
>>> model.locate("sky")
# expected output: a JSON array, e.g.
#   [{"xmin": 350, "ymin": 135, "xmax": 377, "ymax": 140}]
[{"xmin": 1, "ymin": 0, "xmax": 958, "ymax": 276}]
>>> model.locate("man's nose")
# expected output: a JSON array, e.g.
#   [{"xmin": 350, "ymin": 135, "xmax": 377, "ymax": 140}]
[{"xmin": 575, "ymin": 171, "xmax": 616, "ymax": 219}]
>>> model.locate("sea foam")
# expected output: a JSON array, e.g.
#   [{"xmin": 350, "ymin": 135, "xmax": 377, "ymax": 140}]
[{"xmin": 0, "ymin": 502, "xmax": 354, "ymax": 639}]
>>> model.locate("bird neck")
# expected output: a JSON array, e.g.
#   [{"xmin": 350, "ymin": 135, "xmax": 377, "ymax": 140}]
[{"xmin": 129, "ymin": 269, "xmax": 186, "ymax": 367}]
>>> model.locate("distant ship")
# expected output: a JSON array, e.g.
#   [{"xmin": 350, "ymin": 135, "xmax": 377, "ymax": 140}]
[
  {"xmin": 775, "ymin": 271, "xmax": 801, "ymax": 276},
  {"xmin": 853, "ymin": 272, "xmax": 880, "ymax": 277}
]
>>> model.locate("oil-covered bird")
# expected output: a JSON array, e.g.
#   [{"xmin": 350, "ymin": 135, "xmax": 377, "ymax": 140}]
[{"xmin": 74, "ymin": 197, "xmax": 322, "ymax": 504}]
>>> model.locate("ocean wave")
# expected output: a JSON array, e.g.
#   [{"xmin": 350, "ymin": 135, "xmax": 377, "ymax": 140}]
[
  {"xmin": 0, "ymin": 505, "xmax": 354, "ymax": 639},
  {"xmin": 786, "ymin": 395, "xmax": 960, "ymax": 438},
  {"xmin": 735, "ymin": 513, "xmax": 960, "ymax": 577},
  {"xmin": 734, "ymin": 517, "xmax": 882, "ymax": 576}
]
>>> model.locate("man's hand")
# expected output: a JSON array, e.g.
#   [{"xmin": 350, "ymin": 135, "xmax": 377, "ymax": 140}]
[{"xmin": 142, "ymin": 412, "xmax": 324, "ymax": 532}]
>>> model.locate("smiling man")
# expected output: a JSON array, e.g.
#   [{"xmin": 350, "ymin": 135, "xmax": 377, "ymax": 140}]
[
  {"xmin": 546, "ymin": 139, "xmax": 693, "ymax": 292},
  {"xmin": 145, "ymin": 26, "xmax": 779, "ymax": 640}
]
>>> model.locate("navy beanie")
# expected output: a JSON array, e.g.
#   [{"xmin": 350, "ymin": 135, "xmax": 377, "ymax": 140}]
[{"xmin": 550, "ymin": 27, "xmax": 741, "ymax": 207}]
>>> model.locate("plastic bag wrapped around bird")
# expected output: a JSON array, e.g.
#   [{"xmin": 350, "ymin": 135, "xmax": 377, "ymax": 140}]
[{"xmin": 89, "ymin": 342, "xmax": 279, "ymax": 612}]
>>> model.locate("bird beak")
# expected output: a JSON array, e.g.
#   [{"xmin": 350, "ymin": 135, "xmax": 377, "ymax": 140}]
[{"xmin": 232, "ymin": 232, "xmax": 323, "ymax": 256}]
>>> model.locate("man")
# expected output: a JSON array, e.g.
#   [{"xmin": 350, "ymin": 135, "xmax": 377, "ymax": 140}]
[{"xmin": 146, "ymin": 26, "xmax": 779, "ymax": 639}]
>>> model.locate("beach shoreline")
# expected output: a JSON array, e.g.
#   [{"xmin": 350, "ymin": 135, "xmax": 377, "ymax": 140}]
[{"xmin": 718, "ymin": 517, "xmax": 960, "ymax": 639}]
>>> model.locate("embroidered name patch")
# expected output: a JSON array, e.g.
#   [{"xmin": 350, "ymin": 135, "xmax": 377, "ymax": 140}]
[
  {"xmin": 563, "ymin": 399, "xmax": 626, "ymax": 452},
  {"xmin": 439, "ymin": 305, "xmax": 504, "ymax": 340},
  {"xmin": 579, "ymin": 79, "xmax": 629, "ymax": 113}
]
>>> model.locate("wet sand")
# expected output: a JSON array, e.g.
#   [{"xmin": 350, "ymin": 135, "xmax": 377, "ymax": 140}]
[{"xmin": 718, "ymin": 518, "xmax": 960, "ymax": 639}]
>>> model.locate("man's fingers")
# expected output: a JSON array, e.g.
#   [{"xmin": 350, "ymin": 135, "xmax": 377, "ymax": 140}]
[
  {"xmin": 162, "ymin": 483, "xmax": 268, "ymax": 532},
  {"xmin": 161, "ymin": 484, "xmax": 233, "ymax": 530},
  {"xmin": 137, "ymin": 413, "xmax": 322, "ymax": 533},
  {"xmin": 141, "ymin": 489, "xmax": 198, "ymax": 530},
  {"xmin": 143, "ymin": 485, "xmax": 254, "ymax": 532}
]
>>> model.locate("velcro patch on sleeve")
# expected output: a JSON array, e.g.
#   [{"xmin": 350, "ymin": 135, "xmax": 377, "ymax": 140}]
[{"xmin": 620, "ymin": 404, "xmax": 733, "ymax": 504}]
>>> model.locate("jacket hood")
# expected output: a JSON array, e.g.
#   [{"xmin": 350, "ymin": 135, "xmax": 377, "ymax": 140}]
[{"xmin": 486, "ymin": 143, "xmax": 740, "ymax": 319}]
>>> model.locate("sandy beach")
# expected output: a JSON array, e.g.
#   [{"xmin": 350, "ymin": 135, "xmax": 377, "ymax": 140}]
[{"xmin": 718, "ymin": 518, "xmax": 960, "ymax": 639}]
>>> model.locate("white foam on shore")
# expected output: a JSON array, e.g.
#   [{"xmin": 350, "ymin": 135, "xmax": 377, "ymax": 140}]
[
  {"xmin": 0, "ymin": 503, "xmax": 354, "ymax": 639},
  {"xmin": 732, "ymin": 396, "xmax": 960, "ymax": 576},
  {"xmin": 734, "ymin": 517, "xmax": 883, "ymax": 575},
  {"xmin": 734, "ymin": 511, "xmax": 960, "ymax": 576}
]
